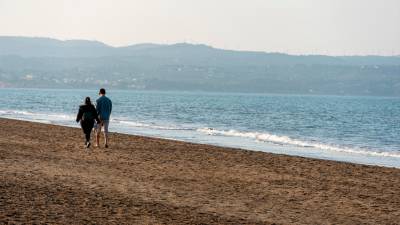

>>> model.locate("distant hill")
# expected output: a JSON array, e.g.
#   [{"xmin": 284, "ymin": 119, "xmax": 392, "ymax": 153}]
[
  {"xmin": 0, "ymin": 36, "xmax": 399, "ymax": 96},
  {"xmin": 0, "ymin": 36, "xmax": 114, "ymax": 57}
]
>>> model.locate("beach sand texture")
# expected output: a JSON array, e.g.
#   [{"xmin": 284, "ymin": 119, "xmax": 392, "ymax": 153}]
[{"xmin": 1, "ymin": 118, "xmax": 399, "ymax": 224}]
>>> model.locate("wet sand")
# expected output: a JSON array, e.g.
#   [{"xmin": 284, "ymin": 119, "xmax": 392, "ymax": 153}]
[{"xmin": 1, "ymin": 118, "xmax": 399, "ymax": 224}]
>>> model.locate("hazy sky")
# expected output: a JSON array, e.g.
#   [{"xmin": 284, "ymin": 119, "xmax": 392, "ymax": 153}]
[{"xmin": 0, "ymin": 0, "xmax": 399, "ymax": 55}]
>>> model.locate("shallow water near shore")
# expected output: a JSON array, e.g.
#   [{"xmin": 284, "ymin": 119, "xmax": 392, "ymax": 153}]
[{"xmin": 1, "ymin": 88, "xmax": 399, "ymax": 168}]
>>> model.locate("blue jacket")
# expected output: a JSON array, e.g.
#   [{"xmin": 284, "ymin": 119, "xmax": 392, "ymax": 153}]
[{"xmin": 96, "ymin": 95, "xmax": 112, "ymax": 120}]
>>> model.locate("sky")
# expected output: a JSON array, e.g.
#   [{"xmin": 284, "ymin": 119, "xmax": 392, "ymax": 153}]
[{"xmin": 0, "ymin": 0, "xmax": 399, "ymax": 55}]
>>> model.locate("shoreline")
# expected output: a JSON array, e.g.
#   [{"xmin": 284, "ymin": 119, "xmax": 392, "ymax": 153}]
[
  {"xmin": 1, "ymin": 118, "xmax": 400, "ymax": 224},
  {"xmin": 2, "ymin": 115, "xmax": 400, "ymax": 169}
]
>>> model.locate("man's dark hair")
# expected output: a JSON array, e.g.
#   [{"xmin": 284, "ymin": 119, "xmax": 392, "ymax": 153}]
[{"xmin": 99, "ymin": 88, "xmax": 106, "ymax": 95}]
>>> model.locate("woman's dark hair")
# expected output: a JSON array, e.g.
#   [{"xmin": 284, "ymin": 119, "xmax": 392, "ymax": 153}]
[{"xmin": 85, "ymin": 97, "xmax": 91, "ymax": 105}]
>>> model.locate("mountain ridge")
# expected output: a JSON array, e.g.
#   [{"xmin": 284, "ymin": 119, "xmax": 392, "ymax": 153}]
[
  {"xmin": 0, "ymin": 36, "xmax": 399, "ymax": 96},
  {"xmin": 1, "ymin": 36, "xmax": 399, "ymax": 63}
]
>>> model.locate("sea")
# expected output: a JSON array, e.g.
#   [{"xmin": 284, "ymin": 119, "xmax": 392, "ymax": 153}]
[{"xmin": 1, "ymin": 88, "xmax": 399, "ymax": 168}]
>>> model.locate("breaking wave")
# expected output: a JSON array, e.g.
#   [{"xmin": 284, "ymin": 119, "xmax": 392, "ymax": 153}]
[
  {"xmin": 113, "ymin": 119, "xmax": 193, "ymax": 131},
  {"xmin": 197, "ymin": 127, "xmax": 400, "ymax": 158},
  {"xmin": 0, "ymin": 110, "xmax": 74, "ymax": 124}
]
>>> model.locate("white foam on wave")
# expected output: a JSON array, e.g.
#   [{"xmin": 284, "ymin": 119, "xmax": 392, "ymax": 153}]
[
  {"xmin": 0, "ymin": 110, "xmax": 75, "ymax": 124},
  {"xmin": 197, "ymin": 127, "xmax": 400, "ymax": 158},
  {"xmin": 114, "ymin": 119, "xmax": 192, "ymax": 131},
  {"xmin": 0, "ymin": 110, "xmax": 35, "ymax": 116}
]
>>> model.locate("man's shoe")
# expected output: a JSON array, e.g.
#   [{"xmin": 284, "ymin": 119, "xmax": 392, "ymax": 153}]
[
  {"xmin": 86, "ymin": 142, "xmax": 91, "ymax": 148},
  {"xmin": 104, "ymin": 144, "xmax": 108, "ymax": 148}
]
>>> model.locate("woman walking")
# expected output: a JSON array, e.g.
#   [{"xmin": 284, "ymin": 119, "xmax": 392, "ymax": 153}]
[{"xmin": 76, "ymin": 97, "xmax": 100, "ymax": 148}]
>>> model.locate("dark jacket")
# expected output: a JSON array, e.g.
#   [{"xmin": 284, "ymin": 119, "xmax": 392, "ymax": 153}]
[{"xmin": 76, "ymin": 104, "xmax": 100, "ymax": 123}]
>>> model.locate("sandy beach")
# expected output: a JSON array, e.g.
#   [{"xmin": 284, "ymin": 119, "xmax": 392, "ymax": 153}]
[{"xmin": 1, "ymin": 118, "xmax": 399, "ymax": 224}]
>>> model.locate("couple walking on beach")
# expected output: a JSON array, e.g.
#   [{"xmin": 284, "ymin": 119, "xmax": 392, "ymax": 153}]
[{"xmin": 76, "ymin": 88, "xmax": 112, "ymax": 148}]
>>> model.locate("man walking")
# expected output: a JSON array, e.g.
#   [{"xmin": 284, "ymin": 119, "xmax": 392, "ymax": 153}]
[{"xmin": 95, "ymin": 88, "xmax": 112, "ymax": 148}]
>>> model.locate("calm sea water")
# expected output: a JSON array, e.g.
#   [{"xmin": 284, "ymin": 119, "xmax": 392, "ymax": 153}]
[{"xmin": 1, "ymin": 88, "xmax": 399, "ymax": 168}]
